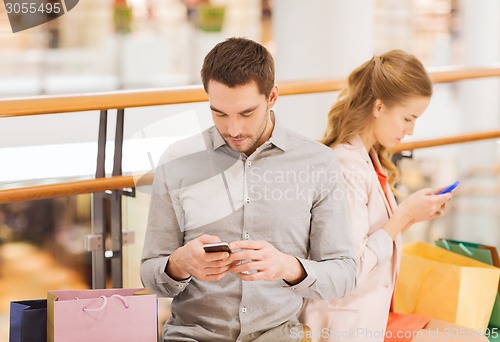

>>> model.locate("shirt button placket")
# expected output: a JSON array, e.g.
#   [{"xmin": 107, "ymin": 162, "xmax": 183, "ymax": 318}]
[{"xmin": 245, "ymin": 160, "xmax": 251, "ymax": 204}]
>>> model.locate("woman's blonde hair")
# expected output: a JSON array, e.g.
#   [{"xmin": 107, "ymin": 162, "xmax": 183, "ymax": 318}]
[{"xmin": 322, "ymin": 49, "xmax": 433, "ymax": 191}]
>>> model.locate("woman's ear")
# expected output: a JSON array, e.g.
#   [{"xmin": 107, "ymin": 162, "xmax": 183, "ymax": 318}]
[{"xmin": 373, "ymin": 99, "xmax": 383, "ymax": 118}]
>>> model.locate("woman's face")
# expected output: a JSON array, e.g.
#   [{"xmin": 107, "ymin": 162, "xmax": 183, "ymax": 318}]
[{"xmin": 371, "ymin": 96, "xmax": 430, "ymax": 148}]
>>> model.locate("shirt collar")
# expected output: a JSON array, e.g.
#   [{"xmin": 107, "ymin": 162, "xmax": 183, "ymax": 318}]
[
  {"xmin": 212, "ymin": 127, "xmax": 226, "ymax": 150},
  {"xmin": 269, "ymin": 112, "xmax": 287, "ymax": 152},
  {"xmin": 210, "ymin": 111, "xmax": 288, "ymax": 153}
]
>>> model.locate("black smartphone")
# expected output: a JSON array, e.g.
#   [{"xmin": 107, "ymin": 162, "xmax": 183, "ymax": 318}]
[{"xmin": 203, "ymin": 242, "xmax": 232, "ymax": 253}]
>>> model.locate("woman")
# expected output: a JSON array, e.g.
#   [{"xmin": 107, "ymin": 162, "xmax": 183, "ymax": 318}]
[{"xmin": 300, "ymin": 50, "xmax": 487, "ymax": 342}]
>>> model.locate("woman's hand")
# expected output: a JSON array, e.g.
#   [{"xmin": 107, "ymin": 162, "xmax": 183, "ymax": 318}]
[{"xmin": 384, "ymin": 188, "xmax": 452, "ymax": 239}]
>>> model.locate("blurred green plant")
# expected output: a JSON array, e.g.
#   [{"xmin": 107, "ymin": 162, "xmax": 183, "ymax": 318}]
[
  {"xmin": 113, "ymin": 0, "xmax": 133, "ymax": 34},
  {"xmin": 196, "ymin": 3, "xmax": 226, "ymax": 32}
]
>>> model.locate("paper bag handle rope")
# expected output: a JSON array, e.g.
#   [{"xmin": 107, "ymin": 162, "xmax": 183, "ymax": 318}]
[{"xmin": 81, "ymin": 294, "xmax": 129, "ymax": 312}]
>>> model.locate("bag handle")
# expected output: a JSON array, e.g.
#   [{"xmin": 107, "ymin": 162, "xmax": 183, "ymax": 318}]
[
  {"xmin": 82, "ymin": 294, "xmax": 129, "ymax": 312},
  {"xmin": 440, "ymin": 239, "xmax": 474, "ymax": 256},
  {"xmin": 440, "ymin": 239, "xmax": 451, "ymax": 250},
  {"xmin": 458, "ymin": 242, "xmax": 474, "ymax": 256},
  {"xmin": 112, "ymin": 294, "xmax": 129, "ymax": 308}
]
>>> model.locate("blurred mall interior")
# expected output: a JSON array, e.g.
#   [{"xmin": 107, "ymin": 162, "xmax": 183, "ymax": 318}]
[{"xmin": 0, "ymin": 0, "xmax": 499, "ymax": 339}]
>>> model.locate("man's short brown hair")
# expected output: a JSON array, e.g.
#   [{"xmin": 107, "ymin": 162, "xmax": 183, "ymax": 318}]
[{"xmin": 201, "ymin": 37, "xmax": 275, "ymax": 97}]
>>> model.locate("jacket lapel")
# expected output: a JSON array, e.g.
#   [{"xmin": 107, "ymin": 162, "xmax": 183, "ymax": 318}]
[{"xmin": 351, "ymin": 136, "xmax": 394, "ymax": 218}]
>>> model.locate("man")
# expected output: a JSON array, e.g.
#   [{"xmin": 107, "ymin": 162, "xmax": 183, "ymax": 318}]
[{"xmin": 141, "ymin": 37, "xmax": 356, "ymax": 342}]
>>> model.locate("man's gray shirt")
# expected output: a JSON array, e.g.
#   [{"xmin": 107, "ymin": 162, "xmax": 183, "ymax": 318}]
[{"xmin": 141, "ymin": 118, "xmax": 356, "ymax": 342}]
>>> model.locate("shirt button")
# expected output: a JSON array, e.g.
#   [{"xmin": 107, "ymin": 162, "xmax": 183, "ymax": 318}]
[
  {"xmin": 245, "ymin": 197, "xmax": 250, "ymax": 203},
  {"xmin": 242, "ymin": 306, "xmax": 247, "ymax": 313},
  {"xmin": 247, "ymin": 160, "xmax": 252, "ymax": 166},
  {"xmin": 244, "ymin": 233, "xmax": 250, "ymax": 239}
]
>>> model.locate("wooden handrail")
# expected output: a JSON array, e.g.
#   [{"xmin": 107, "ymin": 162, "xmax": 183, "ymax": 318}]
[
  {"xmin": 2, "ymin": 65, "xmax": 500, "ymax": 118},
  {"xmin": 392, "ymin": 130, "xmax": 500, "ymax": 153},
  {"xmin": 427, "ymin": 65, "xmax": 500, "ymax": 83},
  {"xmin": 0, "ymin": 86, "xmax": 208, "ymax": 118},
  {"xmin": 0, "ymin": 175, "xmax": 149, "ymax": 204}
]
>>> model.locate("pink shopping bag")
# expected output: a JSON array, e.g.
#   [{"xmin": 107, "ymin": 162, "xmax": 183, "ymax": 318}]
[{"xmin": 47, "ymin": 288, "xmax": 157, "ymax": 342}]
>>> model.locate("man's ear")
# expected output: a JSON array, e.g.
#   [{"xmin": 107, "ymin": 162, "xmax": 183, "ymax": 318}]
[{"xmin": 268, "ymin": 84, "xmax": 279, "ymax": 107}]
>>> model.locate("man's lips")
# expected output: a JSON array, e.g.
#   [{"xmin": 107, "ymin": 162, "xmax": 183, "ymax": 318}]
[{"xmin": 229, "ymin": 137, "xmax": 247, "ymax": 145}]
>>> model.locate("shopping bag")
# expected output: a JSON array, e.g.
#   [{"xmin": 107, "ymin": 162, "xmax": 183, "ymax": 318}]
[
  {"xmin": 47, "ymin": 288, "xmax": 157, "ymax": 342},
  {"xmin": 394, "ymin": 242, "xmax": 500, "ymax": 331},
  {"xmin": 435, "ymin": 239, "xmax": 500, "ymax": 328},
  {"xmin": 435, "ymin": 239, "xmax": 499, "ymax": 265},
  {"xmin": 9, "ymin": 299, "xmax": 47, "ymax": 342}
]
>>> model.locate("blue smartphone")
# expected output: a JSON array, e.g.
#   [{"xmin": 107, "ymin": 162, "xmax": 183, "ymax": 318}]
[{"xmin": 437, "ymin": 180, "xmax": 460, "ymax": 195}]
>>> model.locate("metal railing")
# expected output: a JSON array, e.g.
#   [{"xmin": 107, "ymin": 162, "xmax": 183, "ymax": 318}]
[{"xmin": 1, "ymin": 64, "xmax": 499, "ymax": 288}]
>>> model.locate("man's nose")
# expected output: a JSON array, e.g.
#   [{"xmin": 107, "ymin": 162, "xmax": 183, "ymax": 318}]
[{"xmin": 227, "ymin": 117, "xmax": 243, "ymax": 137}]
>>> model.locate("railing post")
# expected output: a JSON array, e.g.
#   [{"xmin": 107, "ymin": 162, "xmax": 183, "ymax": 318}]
[
  {"xmin": 91, "ymin": 110, "xmax": 108, "ymax": 289},
  {"xmin": 110, "ymin": 109, "xmax": 125, "ymax": 288}
]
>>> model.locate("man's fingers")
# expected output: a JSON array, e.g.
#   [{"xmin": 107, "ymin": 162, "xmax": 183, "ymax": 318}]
[
  {"xmin": 230, "ymin": 240, "xmax": 266, "ymax": 251},
  {"xmin": 198, "ymin": 234, "xmax": 223, "ymax": 244},
  {"xmin": 204, "ymin": 252, "xmax": 231, "ymax": 262}
]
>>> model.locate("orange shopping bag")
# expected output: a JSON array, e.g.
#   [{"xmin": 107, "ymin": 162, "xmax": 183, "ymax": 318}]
[{"xmin": 394, "ymin": 242, "xmax": 500, "ymax": 331}]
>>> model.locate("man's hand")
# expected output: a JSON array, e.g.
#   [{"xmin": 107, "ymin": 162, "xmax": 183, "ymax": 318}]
[
  {"xmin": 228, "ymin": 240, "xmax": 306, "ymax": 285},
  {"xmin": 166, "ymin": 234, "xmax": 232, "ymax": 282}
]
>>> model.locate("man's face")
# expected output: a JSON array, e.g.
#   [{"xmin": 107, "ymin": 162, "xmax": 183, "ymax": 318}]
[{"xmin": 207, "ymin": 80, "xmax": 278, "ymax": 156}]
